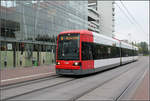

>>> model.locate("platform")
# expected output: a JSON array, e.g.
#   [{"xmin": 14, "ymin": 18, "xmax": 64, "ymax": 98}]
[{"xmin": 0, "ymin": 65, "xmax": 56, "ymax": 86}]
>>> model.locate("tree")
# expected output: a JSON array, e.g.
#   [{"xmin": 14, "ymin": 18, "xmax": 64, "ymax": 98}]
[{"xmin": 138, "ymin": 42, "xmax": 149, "ymax": 55}]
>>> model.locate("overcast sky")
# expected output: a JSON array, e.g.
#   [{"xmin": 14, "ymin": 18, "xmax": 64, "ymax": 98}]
[{"xmin": 114, "ymin": 1, "xmax": 149, "ymax": 44}]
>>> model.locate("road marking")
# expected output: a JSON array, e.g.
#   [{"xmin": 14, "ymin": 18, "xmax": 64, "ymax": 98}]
[{"xmin": 1, "ymin": 72, "xmax": 55, "ymax": 82}]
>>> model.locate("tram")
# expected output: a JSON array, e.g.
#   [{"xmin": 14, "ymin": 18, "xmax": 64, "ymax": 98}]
[{"xmin": 56, "ymin": 30, "xmax": 138, "ymax": 75}]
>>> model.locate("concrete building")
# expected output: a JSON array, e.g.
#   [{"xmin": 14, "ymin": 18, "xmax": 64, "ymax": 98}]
[
  {"xmin": 88, "ymin": 0, "xmax": 115, "ymax": 37},
  {"xmin": 88, "ymin": 3, "xmax": 100, "ymax": 33},
  {"xmin": 98, "ymin": 1, "xmax": 115, "ymax": 37},
  {"xmin": 88, "ymin": 0, "xmax": 100, "ymax": 33}
]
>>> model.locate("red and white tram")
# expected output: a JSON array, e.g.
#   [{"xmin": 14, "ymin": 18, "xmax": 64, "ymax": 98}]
[{"xmin": 56, "ymin": 30, "xmax": 138, "ymax": 75}]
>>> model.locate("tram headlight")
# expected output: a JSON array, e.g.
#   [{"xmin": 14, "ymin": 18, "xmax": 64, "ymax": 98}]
[
  {"xmin": 56, "ymin": 62, "xmax": 60, "ymax": 65},
  {"xmin": 73, "ymin": 62, "xmax": 81, "ymax": 66}
]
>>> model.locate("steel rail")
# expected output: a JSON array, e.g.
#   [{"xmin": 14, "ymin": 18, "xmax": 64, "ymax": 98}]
[
  {"xmin": 1, "ymin": 77, "xmax": 76, "ymax": 101},
  {"xmin": 115, "ymin": 66, "xmax": 148, "ymax": 101},
  {"xmin": 0, "ymin": 75, "xmax": 59, "ymax": 90},
  {"xmin": 69, "ymin": 60, "xmax": 143, "ymax": 101},
  {"xmin": 2, "ymin": 59, "xmax": 141, "ymax": 101}
]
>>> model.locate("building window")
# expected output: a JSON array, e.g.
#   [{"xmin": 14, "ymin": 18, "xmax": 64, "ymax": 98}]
[{"xmin": 1, "ymin": 1, "xmax": 16, "ymax": 8}]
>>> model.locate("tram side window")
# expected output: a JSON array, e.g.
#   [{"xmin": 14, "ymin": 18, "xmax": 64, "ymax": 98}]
[
  {"xmin": 127, "ymin": 49, "xmax": 129, "ymax": 56},
  {"xmin": 111, "ymin": 46, "xmax": 120, "ymax": 58},
  {"xmin": 92, "ymin": 44, "xmax": 98, "ymax": 59},
  {"xmin": 134, "ymin": 50, "xmax": 138, "ymax": 56},
  {"xmin": 82, "ymin": 42, "xmax": 93, "ymax": 60},
  {"xmin": 126, "ymin": 49, "xmax": 129, "ymax": 56},
  {"xmin": 129, "ymin": 49, "xmax": 133, "ymax": 56},
  {"xmin": 102, "ymin": 45, "xmax": 108, "ymax": 59},
  {"xmin": 121, "ymin": 48, "xmax": 135, "ymax": 57},
  {"xmin": 121, "ymin": 48, "xmax": 127, "ymax": 57},
  {"xmin": 136, "ymin": 50, "xmax": 138, "ymax": 56},
  {"xmin": 93, "ymin": 43, "xmax": 121, "ymax": 59},
  {"xmin": 92, "ymin": 44, "xmax": 105, "ymax": 59},
  {"xmin": 121, "ymin": 48, "xmax": 124, "ymax": 57},
  {"xmin": 132, "ymin": 50, "xmax": 134, "ymax": 56},
  {"xmin": 82, "ymin": 42, "xmax": 121, "ymax": 60},
  {"xmin": 117, "ymin": 47, "xmax": 121, "ymax": 57}
]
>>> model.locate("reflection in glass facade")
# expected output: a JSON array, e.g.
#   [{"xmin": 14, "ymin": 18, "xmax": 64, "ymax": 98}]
[{"xmin": 0, "ymin": 1, "xmax": 88, "ymax": 68}]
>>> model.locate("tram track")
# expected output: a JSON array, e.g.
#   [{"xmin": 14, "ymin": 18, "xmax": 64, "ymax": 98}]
[
  {"xmin": 75, "ymin": 57, "xmax": 148, "ymax": 101},
  {"xmin": 2, "ymin": 57, "xmax": 146, "ymax": 101},
  {"xmin": 8, "ymin": 58, "xmax": 145, "ymax": 100},
  {"xmin": 70, "ymin": 60, "xmax": 145, "ymax": 101},
  {"xmin": 70, "ymin": 73, "xmax": 122, "ymax": 101},
  {"xmin": 115, "ymin": 66, "xmax": 148, "ymax": 101},
  {"xmin": 1, "ymin": 64, "xmax": 128, "ymax": 101},
  {"xmin": 1, "ymin": 75, "xmax": 77, "ymax": 101},
  {"xmin": 0, "ymin": 75, "xmax": 59, "ymax": 90},
  {"xmin": 1, "ymin": 64, "xmax": 125, "ymax": 100}
]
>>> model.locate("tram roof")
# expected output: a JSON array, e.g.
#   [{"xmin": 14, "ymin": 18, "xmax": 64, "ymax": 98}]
[
  {"xmin": 59, "ymin": 30, "xmax": 92, "ymax": 35},
  {"xmin": 59, "ymin": 30, "xmax": 138, "ymax": 50}
]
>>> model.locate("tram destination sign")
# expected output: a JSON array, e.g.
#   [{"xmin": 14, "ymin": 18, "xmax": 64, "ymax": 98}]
[{"xmin": 60, "ymin": 33, "xmax": 79, "ymax": 41}]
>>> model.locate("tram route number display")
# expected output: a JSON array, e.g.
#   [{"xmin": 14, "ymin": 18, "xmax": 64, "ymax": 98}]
[{"xmin": 60, "ymin": 36, "xmax": 79, "ymax": 40}]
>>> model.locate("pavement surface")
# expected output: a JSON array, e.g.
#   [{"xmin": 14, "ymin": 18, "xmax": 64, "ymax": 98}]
[
  {"xmin": 77, "ymin": 57, "xmax": 149, "ymax": 100},
  {"xmin": 0, "ymin": 65, "xmax": 55, "ymax": 86},
  {"xmin": 7, "ymin": 56, "xmax": 149, "ymax": 100},
  {"xmin": 131, "ymin": 70, "xmax": 149, "ymax": 100},
  {"xmin": 0, "ymin": 56, "xmax": 149, "ymax": 101}
]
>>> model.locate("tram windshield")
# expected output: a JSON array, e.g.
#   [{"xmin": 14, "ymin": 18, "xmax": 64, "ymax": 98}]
[{"xmin": 57, "ymin": 33, "xmax": 80, "ymax": 60}]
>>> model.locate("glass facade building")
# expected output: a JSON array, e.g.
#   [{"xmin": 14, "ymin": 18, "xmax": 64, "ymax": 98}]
[{"xmin": 0, "ymin": 1, "xmax": 88, "ymax": 69}]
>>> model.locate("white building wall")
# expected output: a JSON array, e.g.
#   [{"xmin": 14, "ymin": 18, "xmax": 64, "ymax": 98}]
[{"xmin": 97, "ymin": 1, "xmax": 115, "ymax": 37}]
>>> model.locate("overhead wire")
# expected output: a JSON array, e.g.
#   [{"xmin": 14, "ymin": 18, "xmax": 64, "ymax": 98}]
[
  {"xmin": 115, "ymin": 2, "xmax": 135, "ymax": 26},
  {"xmin": 120, "ymin": 0, "xmax": 148, "ymax": 36},
  {"xmin": 114, "ymin": 3, "xmax": 133, "ymax": 28},
  {"xmin": 115, "ymin": 3, "xmax": 135, "ymax": 38},
  {"xmin": 115, "ymin": 1, "xmax": 149, "ymax": 43}
]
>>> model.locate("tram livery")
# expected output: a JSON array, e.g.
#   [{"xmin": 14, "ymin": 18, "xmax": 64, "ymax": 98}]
[{"xmin": 56, "ymin": 30, "xmax": 138, "ymax": 75}]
